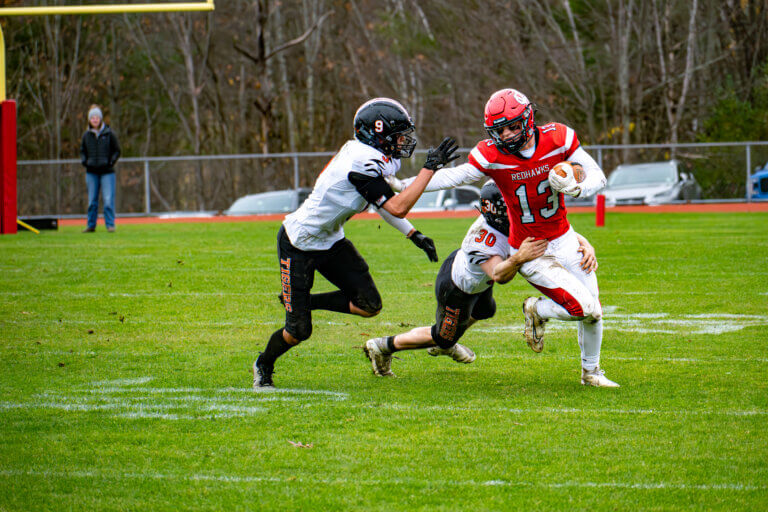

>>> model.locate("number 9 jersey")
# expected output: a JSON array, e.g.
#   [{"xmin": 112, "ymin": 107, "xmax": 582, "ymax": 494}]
[{"xmin": 467, "ymin": 122, "xmax": 579, "ymax": 248}]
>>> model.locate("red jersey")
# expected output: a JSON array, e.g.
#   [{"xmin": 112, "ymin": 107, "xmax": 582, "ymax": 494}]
[{"xmin": 467, "ymin": 123, "xmax": 580, "ymax": 248}]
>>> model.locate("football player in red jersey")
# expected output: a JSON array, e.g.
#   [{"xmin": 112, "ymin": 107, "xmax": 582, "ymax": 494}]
[{"xmin": 394, "ymin": 88, "xmax": 618, "ymax": 387}]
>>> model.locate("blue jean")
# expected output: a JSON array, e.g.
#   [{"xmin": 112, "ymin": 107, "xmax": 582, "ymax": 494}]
[{"xmin": 86, "ymin": 172, "xmax": 116, "ymax": 228}]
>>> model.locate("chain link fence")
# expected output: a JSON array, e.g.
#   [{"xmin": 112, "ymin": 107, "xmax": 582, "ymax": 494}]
[{"xmin": 17, "ymin": 142, "xmax": 768, "ymax": 217}]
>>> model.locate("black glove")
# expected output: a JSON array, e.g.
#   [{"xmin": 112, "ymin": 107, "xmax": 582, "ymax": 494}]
[
  {"xmin": 410, "ymin": 230, "xmax": 438, "ymax": 262},
  {"xmin": 423, "ymin": 137, "xmax": 460, "ymax": 171}
]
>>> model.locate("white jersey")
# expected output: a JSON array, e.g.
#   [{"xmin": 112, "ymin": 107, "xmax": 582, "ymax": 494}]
[
  {"xmin": 451, "ymin": 216, "xmax": 510, "ymax": 294},
  {"xmin": 283, "ymin": 140, "xmax": 401, "ymax": 251}
]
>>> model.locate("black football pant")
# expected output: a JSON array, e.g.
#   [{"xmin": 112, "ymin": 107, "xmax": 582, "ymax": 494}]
[{"xmin": 277, "ymin": 226, "xmax": 382, "ymax": 341}]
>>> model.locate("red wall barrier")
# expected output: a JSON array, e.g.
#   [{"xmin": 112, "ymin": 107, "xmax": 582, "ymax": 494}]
[{"xmin": 0, "ymin": 100, "xmax": 18, "ymax": 235}]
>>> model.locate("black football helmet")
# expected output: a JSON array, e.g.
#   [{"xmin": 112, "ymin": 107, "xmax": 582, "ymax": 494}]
[
  {"xmin": 479, "ymin": 180, "xmax": 509, "ymax": 237},
  {"xmin": 353, "ymin": 98, "xmax": 417, "ymax": 158}
]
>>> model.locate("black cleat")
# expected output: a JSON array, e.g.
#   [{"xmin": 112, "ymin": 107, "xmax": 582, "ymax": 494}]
[{"xmin": 253, "ymin": 355, "xmax": 275, "ymax": 388}]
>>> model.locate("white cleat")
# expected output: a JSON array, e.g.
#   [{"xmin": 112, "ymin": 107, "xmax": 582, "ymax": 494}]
[
  {"xmin": 581, "ymin": 367, "xmax": 620, "ymax": 388},
  {"xmin": 426, "ymin": 343, "xmax": 476, "ymax": 364},
  {"xmin": 522, "ymin": 296, "xmax": 547, "ymax": 353},
  {"xmin": 363, "ymin": 338, "xmax": 394, "ymax": 377}
]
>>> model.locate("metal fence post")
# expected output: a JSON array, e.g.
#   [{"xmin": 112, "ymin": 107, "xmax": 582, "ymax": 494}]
[
  {"xmin": 144, "ymin": 159, "xmax": 151, "ymax": 214},
  {"xmin": 292, "ymin": 154, "xmax": 300, "ymax": 191},
  {"xmin": 597, "ymin": 148, "xmax": 603, "ymax": 170},
  {"xmin": 746, "ymin": 144, "xmax": 752, "ymax": 202}
]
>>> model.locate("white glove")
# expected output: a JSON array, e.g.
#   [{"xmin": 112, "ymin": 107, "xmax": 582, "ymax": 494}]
[
  {"xmin": 548, "ymin": 163, "xmax": 582, "ymax": 197},
  {"xmin": 385, "ymin": 174, "xmax": 405, "ymax": 192}
]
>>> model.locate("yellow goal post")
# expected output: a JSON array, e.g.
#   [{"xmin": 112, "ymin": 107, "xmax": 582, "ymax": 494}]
[{"xmin": 0, "ymin": 1, "xmax": 214, "ymax": 234}]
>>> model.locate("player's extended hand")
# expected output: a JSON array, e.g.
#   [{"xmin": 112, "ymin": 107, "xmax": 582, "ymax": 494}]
[
  {"xmin": 423, "ymin": 137, "xmax": 460, "ymax": 171},
  {"xmin": 516, "ymin": 236, "xmax": 548, "ymax": 263},
  {"xmin": 409, "ymin": 230, "xmax": 438, "ymax": 262},
  {"xmin": 578, "ymin": 240, "xmax": 598, "ymax": 273}
]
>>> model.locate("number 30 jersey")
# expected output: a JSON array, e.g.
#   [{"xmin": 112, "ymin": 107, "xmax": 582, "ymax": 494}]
[
  {"xmin": 451, "ymin": 216, "xmax": 510, "ymax": 294},
  {"xmin": 467, "ymin": 123, "xmax": 578, "ymax": 248}
]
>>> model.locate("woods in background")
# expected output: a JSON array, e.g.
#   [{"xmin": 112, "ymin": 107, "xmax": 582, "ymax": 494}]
[{"xmin": 3, "ymin": 0, "xmax": 767, "ymax": 209}]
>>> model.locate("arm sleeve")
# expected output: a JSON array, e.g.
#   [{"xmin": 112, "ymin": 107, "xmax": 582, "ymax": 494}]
[
  {"xmin": 377, "ymin": 207, "xmax": 415, "ymax": 236},
  {"xmin": 400, "ymin": 163, "xmax": 485, "ymax": 191},
  {"xmin": 569, "ymin": 146, "xmax": 607, "ymax": 198},
  {"xmin": 110, "ymin": 133, "xmax": 121, "ymax": 166},
  {"xmin": 348, "ymin": 171, "xmax": 395, "ymax": 208},
  {"xmin": 80, "ymin": 135, "xmax": 87, "ymax": 166}
]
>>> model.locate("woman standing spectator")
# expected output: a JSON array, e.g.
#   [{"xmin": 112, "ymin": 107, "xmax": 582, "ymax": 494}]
[{"xmin": 80, "ymin": 104, "xmax": 120, "ymax": 232}]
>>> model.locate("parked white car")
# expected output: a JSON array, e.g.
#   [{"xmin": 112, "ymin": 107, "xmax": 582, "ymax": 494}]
[
  {"xmin": 410, "ymin": 186, "xmax": 481, "ymax": 212},
  {"xmin": 602, "ymin": 160, "xmax": 701, "ymax": 206},
  {"xmin": 224, "ymin": 188, "xmax": 312, "ymax": 215}
]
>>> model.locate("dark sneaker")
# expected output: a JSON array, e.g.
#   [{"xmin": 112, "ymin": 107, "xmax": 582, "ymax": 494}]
[
  {"xmin": 253, "ymin": 356, "xmax": 275, "ymax": 388},
  {"xmin": 82, "ymin": 227, "xmax": 95, "ymax": 233},
  {"xmin": 107, "ymin": 226, "xmax": 116, "ymax": 233}
]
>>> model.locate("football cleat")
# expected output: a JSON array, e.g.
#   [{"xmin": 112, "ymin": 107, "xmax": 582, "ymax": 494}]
[
  {"xmin": 253, "ymin": 355, "xmax": 275, "ymax": 388},
  {"xmin": 426, "ymin": 344, "xmax": 476, "ymax": 364},
  {"xmin": 363, "ymin": 337, "xmax": 394, "ymax": 377},
  {"xmin": 522, "ymin": 296, "xmax": 547, "ymax": 353},
  {"xmin": 581, "ymin": 367, "xmax": 620, "ymax": 388}
]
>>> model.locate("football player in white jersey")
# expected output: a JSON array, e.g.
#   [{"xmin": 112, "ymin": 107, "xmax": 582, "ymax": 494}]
[
  {"xmin": 363, "ymin": 181, "xmax": 596, "ymax": 376},
  {"xmin": 390, "ymin": 88, "xmax": 617, "ymax": 387},
  {"xmin": 254, "ymin": 98, "xmax": 460, "ymax": 388}
]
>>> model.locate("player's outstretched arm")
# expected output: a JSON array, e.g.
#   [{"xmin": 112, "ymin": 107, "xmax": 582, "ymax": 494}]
[
  {"xmin": 575, "ymin": 232, "xmax": 598, "ymax": 273},
  {"xmin": 382, "ymin": 137, "xmax": 459, "ymax": 218},
  {"xmin": 491, "ymin": 237, "xmax": 548, "ymax": 284}
]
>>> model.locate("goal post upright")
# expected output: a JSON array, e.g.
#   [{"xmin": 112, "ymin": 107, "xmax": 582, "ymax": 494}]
[{"xmin": 0, "ymin": 0, "xmax": 215, "ymax": 234}]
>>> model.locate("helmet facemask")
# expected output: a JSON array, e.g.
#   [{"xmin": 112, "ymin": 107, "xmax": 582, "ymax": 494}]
[{"xmin": 387, "ymin": 127, "xmax": 417, "ymax": 159}]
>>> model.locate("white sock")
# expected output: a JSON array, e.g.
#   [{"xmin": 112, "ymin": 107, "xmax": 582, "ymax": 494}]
[
  {"xmin": 579, "ymin": 319, "xmax": 602, "ymax": 370},
  {"xmin": 537, "ymin": 298, "xmax": 579, "ymax": 321}
]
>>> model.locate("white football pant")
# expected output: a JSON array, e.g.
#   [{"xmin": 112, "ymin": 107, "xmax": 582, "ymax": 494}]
[{"xmin": 512, "ymin": 228, "xmax": 602, "ymax": 370}]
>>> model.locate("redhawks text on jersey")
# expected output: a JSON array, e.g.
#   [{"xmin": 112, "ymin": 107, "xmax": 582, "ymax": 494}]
[{"xmin": 468, "ymin": 123, "xmax": 579, "ymax": 248}]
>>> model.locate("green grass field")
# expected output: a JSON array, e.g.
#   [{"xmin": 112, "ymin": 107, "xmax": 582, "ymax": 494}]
[{"xmin": 1, "ymin": 212, "xmax": 767, "ymax": 511}]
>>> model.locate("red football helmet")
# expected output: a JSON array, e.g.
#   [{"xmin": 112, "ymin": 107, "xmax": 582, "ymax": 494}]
[{"xmin": 483, "ymin": 89, "xmax": 536, "ymax": 154}]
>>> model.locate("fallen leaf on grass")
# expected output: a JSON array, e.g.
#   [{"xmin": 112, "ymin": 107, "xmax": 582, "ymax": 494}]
[
  {"xmin": 57, "ymin": 362, "xmax": 65, "ymax": 367},
  {"xmin": 287, "ymin": 440, "xmax": 313, "ymax": 449},
  {"xmin": 21, "ymin": 311, "xmax": 31, "ymax": 315},
  {"xmin": 87, "ymin": 329, "xmax": 95, "ymax": 334},
  {"xmin": 119, "ymin": 315, "xmax": 125, "ymax": 323}
]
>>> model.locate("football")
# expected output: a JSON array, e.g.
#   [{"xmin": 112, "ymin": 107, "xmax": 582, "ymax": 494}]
[{"xmin": 552, "ymin": 161, "xmax": 586, "ymax": 183}]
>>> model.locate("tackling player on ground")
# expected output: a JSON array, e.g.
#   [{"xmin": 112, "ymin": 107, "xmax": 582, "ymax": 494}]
[
  {"xmin": 394, "ymin": 88, "xmax": 618, "ymax": 387},
  {"xmin": 363, "ymin": 181, "xmax": 597, "ymax": 377},
  {"xmin": 254, "ymin": 98, "xmax": 459, "ymax": 388}
]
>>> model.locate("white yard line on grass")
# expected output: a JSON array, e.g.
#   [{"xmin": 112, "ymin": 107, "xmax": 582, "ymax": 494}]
[
  {"xmin": 475, "ymin": 311, "xmax": 768, "ymax": 335},
  {"xmin": 477, "ymin": 354, "xmax": 768, "ymax": 363},
  {"xmin": 371, "ymin": 403, "xmax": 768, "ymax": 417},
  {"xmin": 0, "ymin": 379, "xmax": 349, "ymax": 420},
  {"xmin": 0, "ymin": 468, "xmax": 763, "ymax": 492}
]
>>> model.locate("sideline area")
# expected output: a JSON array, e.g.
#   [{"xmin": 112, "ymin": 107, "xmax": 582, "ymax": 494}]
[{"xmin": 57, "ymin": 201, "xmax": 768, "ymax": 226}]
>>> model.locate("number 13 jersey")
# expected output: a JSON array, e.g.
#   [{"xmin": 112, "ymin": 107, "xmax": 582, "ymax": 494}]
[{"xmin": 467, "ymin": 123, "xmax": 579, "ymax": 248}]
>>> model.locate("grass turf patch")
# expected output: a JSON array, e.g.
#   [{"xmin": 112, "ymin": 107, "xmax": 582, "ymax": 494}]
[{"xmin": 1, "ymin": 212, "xmax": 767, "ymax": 510}]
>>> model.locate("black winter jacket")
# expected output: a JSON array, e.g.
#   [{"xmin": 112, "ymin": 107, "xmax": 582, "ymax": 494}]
[{"xmin": 80, "ymin": 125, "xmax": 121, "ymax": 175}]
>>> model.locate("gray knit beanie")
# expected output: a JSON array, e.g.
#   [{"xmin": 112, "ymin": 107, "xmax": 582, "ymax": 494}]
[{"xmin": 88, "ymin": 107, "xmax": 103, "ymax": 121}]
